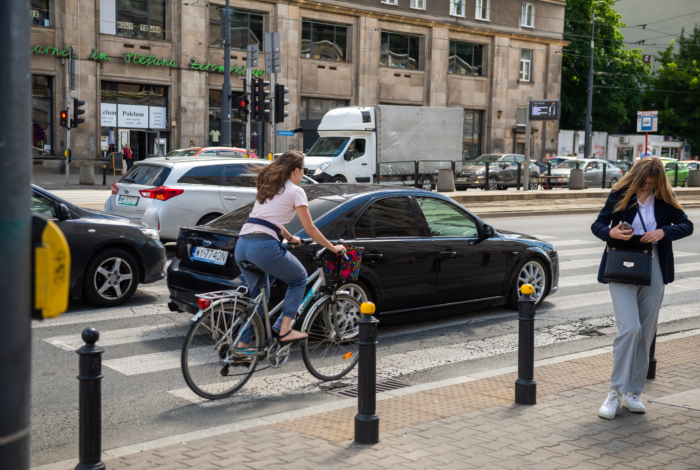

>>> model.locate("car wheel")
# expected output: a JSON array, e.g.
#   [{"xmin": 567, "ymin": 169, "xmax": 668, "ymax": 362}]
[
  {"xmin": 196, "ymin": 213, "xmax": 222, "ymax": 226},
  {"xmin": 331, "ymin": 176, "xmax": 346, "ymax": 183},
  {"xmin": 339, "ymin": 280, "xmax": 369, "ymax": 305},
  {"xmin": 488, "ymin": 178, "xmax": 499, "ymax": 191},
  {"xmin": 506, "ymin": 258, "xmax": 548, "ymax": 310},
  {"xmin": 608, "ymin": 177, "xmax": 618, "ymax": 188},
  {"xmin": 528, "ymin": 179, "xmax": 539, "ymax": 190},
  {"xmin": 84, "ymin": 248, "xmax": 140, "ymax": 307},
  {"xmin": 420, "ymin": 175, "xmax": 434, "ymax": 191}
]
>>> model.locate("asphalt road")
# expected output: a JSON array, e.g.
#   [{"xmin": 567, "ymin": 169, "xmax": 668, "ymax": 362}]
[{"xmin": 30, "ymin": 209, "xmax": 700, "ymax": 468}]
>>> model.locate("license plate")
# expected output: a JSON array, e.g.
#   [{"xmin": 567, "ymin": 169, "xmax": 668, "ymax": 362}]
[
  {"xmin": 191, "ymin": 246, "xmax": 228, "ymax": 265},
  {"xmin": 456, "ymin": 177, "xmax": 467, "ymax": 182},
  {"xmin": 118, "ymin": 195, "xmax": 139, "ymax": 206}
]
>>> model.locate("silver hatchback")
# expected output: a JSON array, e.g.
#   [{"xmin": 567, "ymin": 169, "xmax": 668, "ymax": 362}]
[{"xmin": 549, "ymin": 159, "xmax": 623, "ymax": 188}]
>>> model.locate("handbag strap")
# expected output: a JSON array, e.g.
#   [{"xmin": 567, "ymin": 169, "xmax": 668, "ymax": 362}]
[{"xmin": 637, "ymin": 209, "xmax": 648, "ymax": 232}]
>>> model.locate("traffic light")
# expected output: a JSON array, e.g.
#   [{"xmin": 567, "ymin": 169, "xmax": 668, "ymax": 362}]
[
  {"xmin": 72, "ymin": 98, "xmax": 86, "ymax": 128},
  {"xmin": 237, "ymin": 95, "xmax": 249, "ymax": 120},
  {"xmin": 251, "ymin": 78, "xmax": 260, "ymax": 121},
  {"xmin": 258, "ymin": 78, "xmax": 271, "ymax": 123},
  {"xmin": 274, "ymin": 83, "xmax": 289, "ymax": 124},
  {"xmin": 60, "ymin": 110, "xmax": 69, "ymax": 128}
]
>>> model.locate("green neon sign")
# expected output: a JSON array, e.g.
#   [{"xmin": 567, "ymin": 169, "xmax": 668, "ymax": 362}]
[
  {"xmin": 90, "ymin": 49, "xmax": 111, "ymax": 62},
  {"xmin": 188, "ymin": 59, "xmax": 266, "ymax": 77},
  {"xmin": 32, "ymin": 45, "xmax": 70, "ymax": 57},
  {"xmin": 124, "ymin": 52, "xmax": 176, "ymax": 68}
]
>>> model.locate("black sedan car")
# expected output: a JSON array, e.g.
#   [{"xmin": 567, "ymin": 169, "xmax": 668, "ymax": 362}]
[
  {"xmin": 32, "ymin": 185, "xmax": 167, "ymax": 307},
  {"xmin": 167, "ymin": 185, "xmax": 558, "ymax": 319}
]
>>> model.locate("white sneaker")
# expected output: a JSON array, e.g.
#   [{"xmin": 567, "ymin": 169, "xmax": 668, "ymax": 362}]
[
  {"xmin": 622, "ymin": 393, "xmax": 646, "ymax": 413},
  {"xmin": 599, "ymin": 390, "xmax": 622, "ymax": 419}
]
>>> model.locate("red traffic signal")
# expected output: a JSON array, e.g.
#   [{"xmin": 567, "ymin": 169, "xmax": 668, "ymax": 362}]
[
  {"xmin": 60, "ymin": 110, "xmax": 69, "ymax": 128},
  {"xmin": 237, "ymin": 95, "xmax": 249, "ymax": 120}
]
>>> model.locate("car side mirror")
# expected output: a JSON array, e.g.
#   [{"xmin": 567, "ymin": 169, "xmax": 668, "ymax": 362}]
[
  {"xmin": 483, "ymin": 225, "xmax": 495, "ymax": 238},
  {"xmin": 58, "ymin": 203, "xmax": 71, "ymax": 220},
  {"xmin": 344, "ymin": 151, "xmax": 353, "ymax": 161}
]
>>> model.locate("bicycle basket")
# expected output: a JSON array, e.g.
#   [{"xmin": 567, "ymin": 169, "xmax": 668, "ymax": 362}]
[{"xmin": 323, "ymin": 246, "xmax": 363, "ymax": 281}]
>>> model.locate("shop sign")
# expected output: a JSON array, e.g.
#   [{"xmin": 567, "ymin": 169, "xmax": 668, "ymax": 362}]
[
  {"xmin": 91, "ymin": 49, "xmax": 111, "ymax": 62},
  {"xmin": 32, "ymin": 45, "xmax": 70, "ymax": 58},
  {"xmin": 124, "ymin": 52, "xmax": 176, "ymax": 68},
  {"xmin": 149, "ymin": 107, "xmax": 167, "ymax": 129},
  {"xmin": 139, "ymin": 25, "xmax": 162, "ymax": 34},
  {"xmin": 101, "ymin": 103, "xmax": 117, "ymax": 127},
  {"xmin": 117, "ymin": 21, "xmax": 133, "ymax": 30},
  {"xmin": 118, "ymin": 104, "xmax": 149, "ymax": 129},
  {"xmin": 188, "ymin": 59, "xmax": 266, "ymax": 77}
]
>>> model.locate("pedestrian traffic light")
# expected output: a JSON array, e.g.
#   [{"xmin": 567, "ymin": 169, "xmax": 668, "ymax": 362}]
[
  {"xmin": 274, "ymin": 84, "xmax": 289, "ymax": 124},
  {"xmin": 237, "ymin": 95, "xmax": 249, "ymax": 120},
  {"xmin": 60, "ymin": 110, "xmax": 69, "ymax": 128},
  {"xmin": 72, "ymin": 98, "xmax": 86, "ymax": 128},
  {"xmin": 251, "ymin": 79, "xmax": 260, "ymax": 121},
  {"xmin": 258, "ymin": 78, "xmax": 271, "ymax": 123}
]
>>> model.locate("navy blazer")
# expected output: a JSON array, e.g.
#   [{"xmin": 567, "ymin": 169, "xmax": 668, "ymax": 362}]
[{"xmin": 591, "ymin": 189, "xmax": 693, "ymax": 284}]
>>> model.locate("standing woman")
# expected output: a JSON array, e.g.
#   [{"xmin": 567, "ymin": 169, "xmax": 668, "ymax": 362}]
[{"xmin": 592, "ymin": 157, "xmax": 693, "ymax": 419}]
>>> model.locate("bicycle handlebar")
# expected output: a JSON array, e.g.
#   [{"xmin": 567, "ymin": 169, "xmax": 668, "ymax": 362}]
[{"xmin": 283, "ymin": 238, "xmax": 347, "ymax": 260}]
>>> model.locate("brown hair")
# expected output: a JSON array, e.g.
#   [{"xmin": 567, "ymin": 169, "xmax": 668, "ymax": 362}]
[
  {"xmin": 254, "ymin": 150, "xmax": 304, "ymax": 204},
  {"xmin": 612, "ymin": 157, "xmax": 682, "ymax": 212}
]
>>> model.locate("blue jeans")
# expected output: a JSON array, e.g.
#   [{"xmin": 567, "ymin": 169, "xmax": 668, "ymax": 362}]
[{"xmin": 235, "ymin": 236, "xmax": 308, "ymax": 332}]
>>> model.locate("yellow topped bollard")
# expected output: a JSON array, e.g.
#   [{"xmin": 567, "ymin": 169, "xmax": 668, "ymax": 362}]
[
  {"xmin": 360, "ymin": 301, "xmax": 375, "ymax": 316},
  {"xmin": 520, "ymin": 284, "xmax": 534, "ymax": 296},
  {"xmin": 515, "ymin": 283, "xmax": 537, "ymax": 405},
  {"xmin": 355, "ymin": 300, "xmax": 379, "ymax": 445}
]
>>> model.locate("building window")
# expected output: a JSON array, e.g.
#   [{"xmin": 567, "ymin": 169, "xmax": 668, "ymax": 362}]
[
  {"xmin": 450, "ymin": 0, "xmax": 466, "ymax": 17},
  {"xmin": 209, "ymin": 7, "xmax": 264, "ymax": 50},
  {"xmin": 31, "ymin": 0, "xmax": 50, "ymax": 27},
  {"xmin": 448, "ymin": 41, "xmax": 484, "ymax": 76},
  {"xmin": 32, "ymin": 76, "xmax": 52, "ymax": 156},
  {"xmin": 411, "ymin": 0, "xmax": 426, "ymax": 10},
  {"xmin": 475, "ymin": 0, "xmax": 489, "ymax": 20},
  {"xmin": 517, "ymin": 106, "xmax": 527, "ymax": 127},
  {"xmin": 463, "ymin": 110, "xmax": 482, "ymax": 161},
  {"xmin": 520, "ymin": 49, "xmax": 532, "ymax": 81},
  {"xmin": 382, "ymin": 0, "xmax": 398, "ymax": 5},
  {"xmin": 380, "ymin": 32, "xmax": 423, "ymax": 70},
  {"xmin": 113, "ymin": 0, "xmax": 167, "ymax": 40},
  {"xmin": 301, "ymin": 21, "xmax": 350, "ymax": 62},
  {"xmin": 522, "ymin": 4, "xmax": 534, "ymax": 28}
]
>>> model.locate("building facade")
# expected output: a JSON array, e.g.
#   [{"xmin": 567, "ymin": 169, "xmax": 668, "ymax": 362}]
[{"xmin": 30, "ymin": 0, "xmax": 566, "ymax": 173}]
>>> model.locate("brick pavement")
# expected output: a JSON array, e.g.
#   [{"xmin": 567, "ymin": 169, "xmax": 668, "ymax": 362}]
[{"xmin": 98, "ymin": 333, "xmax": 700, "ymax": 470}]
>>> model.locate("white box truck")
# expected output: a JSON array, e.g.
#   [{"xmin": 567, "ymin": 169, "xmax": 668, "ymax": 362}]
[{"xmin": 306, "ymin": 106, "xmax": 464, "ymax": 189}]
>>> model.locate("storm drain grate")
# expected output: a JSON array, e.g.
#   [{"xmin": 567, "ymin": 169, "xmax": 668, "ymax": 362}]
[{"xmin": 330, "ymin": 378, "xmax": 411, "ymax": 398}]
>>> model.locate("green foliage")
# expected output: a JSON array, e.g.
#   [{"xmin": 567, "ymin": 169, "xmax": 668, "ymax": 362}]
[
  {"xmin": 645, "ymin": 26, "xmax": 700, "ymax": 151},
  {"xmin": 561, "ymin": 0, "xmax": 651, "ymax": 133}
]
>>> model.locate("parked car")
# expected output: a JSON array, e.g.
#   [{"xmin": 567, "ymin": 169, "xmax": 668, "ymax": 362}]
[
  {"xmin": 457, "ymin": 154, "xmax": 541, "ymax": 190},
  {"xmin": 32, "ymin": 185, "xmax": 167, "ymax": 307},
  {"xmin": 684, "ymin": 161, "xmax": 699, "ymax": 171},
  {"xmin": 544, "ymin": 156, "xmax": 576, "ymax": 166},
  {"xmin": 549, "ymin": 159, "xmax": 623, "ymax": 188},
  {"xmin": 161, "ymin": 147, "xmax": 258, "ymax": 159},
  {"xmin": 660, "ymin": 159, "xmax": 689, "ymax": 187},
  {"xmin": 104, "ymin": 158, "xmax": 316, "ymax": 242},
  {"xmin": 167, "ymin": 185, "xmax": 559, "ymax": 320},
  {"xmin": 610, "ymin": 160, "xmax": 633, "ymax": 175}
]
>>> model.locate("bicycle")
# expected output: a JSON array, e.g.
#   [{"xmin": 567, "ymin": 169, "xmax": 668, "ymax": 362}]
[{"xmin": 180, "ymin": 240, "xmax": 363, "ymax": 400}]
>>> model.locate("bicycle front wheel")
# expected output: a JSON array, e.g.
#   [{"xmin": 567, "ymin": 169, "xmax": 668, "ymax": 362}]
[
  {"xmin": 302, "ymin": 294, "xmax": 361, "ymax": 381},
  {"xmin": 181, "ymin": 301, "xmax": 263, "ymax": 399}
]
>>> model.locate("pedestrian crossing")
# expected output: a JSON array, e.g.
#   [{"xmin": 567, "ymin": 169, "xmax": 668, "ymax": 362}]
[{"xmin": 35, "ymin": 231, "xmax": 700, "ymax": 407}]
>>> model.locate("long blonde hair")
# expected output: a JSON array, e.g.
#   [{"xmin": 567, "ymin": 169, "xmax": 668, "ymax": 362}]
[
  {"xmin": 254, "ymin": 151, "xmax": 304, "ymax": 204},
  {"xmin": 612, "ymin": 157, "xmax": 682, "ymax": 212}
]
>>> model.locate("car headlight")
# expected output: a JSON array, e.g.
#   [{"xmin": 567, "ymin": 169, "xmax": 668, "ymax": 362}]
[
  {"xmin": 314, "ymin": 161, "xmax": 330, "ymax": 176},
  {"xmin": 140, "ymin": 228, "xmax": 160, "ymax": 240}
]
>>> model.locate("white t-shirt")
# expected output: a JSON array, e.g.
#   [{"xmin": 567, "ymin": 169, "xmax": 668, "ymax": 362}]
[
  {"xmin": 239, "ymin": 180, "xmax": 308, "ymax": 239},
  {"xmin": 209, "ymin": 130, "xmax": 220, "ymax": 142}
]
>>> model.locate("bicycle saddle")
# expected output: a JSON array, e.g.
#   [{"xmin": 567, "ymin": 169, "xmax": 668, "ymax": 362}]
[{"xmin": 239, "ymin": 261, "xmax": 265, "ymax": 276}]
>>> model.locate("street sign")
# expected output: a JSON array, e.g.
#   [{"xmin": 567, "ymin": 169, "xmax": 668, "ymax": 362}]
[
  {"xmin": 528, "ymin": 100, "xmax": 561, "ymax": 121},
  {"xmin": 643, "ymin": 55, "xmax": 651, "ymax": 64},
  {"xmin": 637, "ymin": 111, "xmax": 658, "ymax": 132},
  {"xmin": 277, "ymin": 130, "xmax": 294, "ymax": 136}
]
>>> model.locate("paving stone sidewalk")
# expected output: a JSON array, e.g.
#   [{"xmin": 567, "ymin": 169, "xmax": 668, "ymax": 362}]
[{"xmin": 96, "ymin": 333, "xmax": 700, "ymax": 470}]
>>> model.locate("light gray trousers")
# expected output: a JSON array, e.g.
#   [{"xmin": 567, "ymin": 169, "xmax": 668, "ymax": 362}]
[{"xmin": 609, "ymin": 245, "xmax": 664, "ymax": 396}]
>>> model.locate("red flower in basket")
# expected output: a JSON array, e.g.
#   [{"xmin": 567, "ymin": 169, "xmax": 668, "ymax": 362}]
[
  {"xmin": 341, "ymin": 268, "xmax": 351, "ymax": 278},
  {"xmin": 327, "ymin": 262, "xmax": 335, "ymax": 270},
  {"xmin": 349, "ymin": 250, "xmax": 359, "ymax": 260}
]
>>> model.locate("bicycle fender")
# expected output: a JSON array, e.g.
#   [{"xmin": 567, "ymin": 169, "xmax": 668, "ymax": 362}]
[
  {"xmin": 300, "ymin": 294, "xmax": 333, "ymax": 332},
  {"xmin": 191, "ymin": 298, "xmax": 255, "ymax": 324}
]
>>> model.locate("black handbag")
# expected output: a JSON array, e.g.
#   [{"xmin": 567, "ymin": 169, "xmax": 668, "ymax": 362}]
[{"xmin": 603, "ymin": 213, "xmax": 653, "ymax": 286}]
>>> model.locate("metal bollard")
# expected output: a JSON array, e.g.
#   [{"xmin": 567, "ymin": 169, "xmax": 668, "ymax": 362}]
[
  {"xmin": 647, "ymin": 332, "xmax": 657, "ymax": 379},
  {"xmin": 355, "ymin": 302, "xmax": 379, "ymax": 445},
  {"xmin": 674, "ymin": 163, "xmax": 679, "ymax": 187},
  {"xmin": 515, "ymin": 284, "xmax": 537, "ymax": 405},
  {"xmin": 547, "ymin": 161, "xmax": 552, "ymax": 176},
  {"xmin": 76, "ymin": 328, "xmax": 105, "ymax": 470},
  {"xmin": 484, "ymin": 162, "xmax": 490, "ymax": 191},
  {"xmin": 601, "ymin": 162, "xmax": 607, "ymax": 189},
  {"xmin": 516, "ymin": 162, "xmax": 522, "ymax": 191},
  {"xmin": 102, "ymin": 165, "xmax": 106, "ymax": 186},
  {"xmin": 414, "ymin": 161, "xmax": 420, "ymax": 189}
]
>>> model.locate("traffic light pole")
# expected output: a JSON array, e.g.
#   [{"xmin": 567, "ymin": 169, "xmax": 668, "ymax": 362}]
[
  {"xmin": 221, "ymin": 0, "xmax": 232, "ymax": 147},
  {"xmin": 584, "ymin": 5, "xmax": 596, "ymax": 160},
  {"xmin": 245, "ymin": 61, "xmax": 252, "ymax": 157},
  {"xmin": 523, "ymin": 97, "xmax": 531, "ymax": 191},
  {"xmin": 66, "ymin": 46, "xmax": 75, "ymax": 185},
  {"xmin": 0, "ymin": 1, "xmax": 32, "ymax": 467},
  {"xmin": 270, "ymin": 72, "xmax": 276, "ymax": 157}
]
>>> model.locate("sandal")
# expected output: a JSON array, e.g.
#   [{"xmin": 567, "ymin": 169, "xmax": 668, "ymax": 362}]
[
  {"xmin": 277, "ymin": 330, "xmax": 308, "ymax": 345},
  {"xmin": 232, "ymin": 355, "xmax": 253, "ymax": 366}
]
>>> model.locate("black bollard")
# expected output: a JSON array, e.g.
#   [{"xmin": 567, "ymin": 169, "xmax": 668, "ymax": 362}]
[
  {"xmin": 674, "ymin": 163, "xmax": 679, "ymax": 187},
  {"xmin": 102, "ymin": 165, "xmax": 106, "ymax": 186},
  {"xmin": 647, "ymin": 332, "xmax": 657, "ymax": 380},
  {"xmin": 414, "ymin": 161, "xmax": 419, "ymax": 189},
  {"xmin": 515, "ymin": 284, "xmax": 537, "ymax": 405},
  {"xmin": 484, "ymin": 162, "xmax": 490, "ymax": 191},
  {"xmin": 76, "ymin": 328, "xmax": 105, "ymax": 470},
  {"xmin": 516, "ymin": 162, "xmax": 522, "ymax": 191},
  {"xmin": 355, "ymin": 302, "xmax": 379, "ymax": 445},
  {"xmin": 601, "ymin": 162, "xmax": 607, "ymax": 189},
  {"xmin": 547, "ymin": 161, "xmax": 552, "ymax": 176}
]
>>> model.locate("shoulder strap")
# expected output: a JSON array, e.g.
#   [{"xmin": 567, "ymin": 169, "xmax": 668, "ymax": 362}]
[
  {"xmin": 637, "ymin": 210, "xmax": 648, "ymax": 232},
  {"xmin": 247, "ymin": 217, "xmax": 283, "ymax": 241}
]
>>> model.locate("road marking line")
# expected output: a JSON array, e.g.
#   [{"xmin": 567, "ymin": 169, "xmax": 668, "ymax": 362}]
[
  {"xmin": 44, "ymin": 324, "xmax": 188, "ymax": 351},
  {"xmin": 103, "ymin": 347, "xmax": 210, "ymax": 375},
  {"xmin": 531, "ymin": 235, "xmax": 558, "ymax": 240},
  {"xmin": 558, "ymin": 251, "xmax": 699, "ymax": 271},
  {"xmin": 31, "ymin": 307, "xmax": 174, "ymax": 329},
  {"xmin": 558, "ymin": 261, "xmax": 700, "ymax": 288},
  {"xmin": 550, "ymin": 239, "xmax": 598, "ymax": 247}
]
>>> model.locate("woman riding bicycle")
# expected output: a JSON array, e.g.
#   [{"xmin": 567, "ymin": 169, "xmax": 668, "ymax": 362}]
[{"xmin": 235, "ymin": 150, "xmax": 346, "ymax": 347}]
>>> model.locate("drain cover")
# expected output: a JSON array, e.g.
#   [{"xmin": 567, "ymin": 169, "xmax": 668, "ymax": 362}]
[{"xmin": 330, "ymin": 378, "xmax": 411, "ymax": 397}]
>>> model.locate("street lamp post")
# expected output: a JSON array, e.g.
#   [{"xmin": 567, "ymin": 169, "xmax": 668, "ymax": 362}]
[
  {"xmin": 221, "ymin": 0, "xmax": 232, "ymax": 147},
  {"xmin": 583, "ymin": 5, "xmax": 596, "ymax": 160}
]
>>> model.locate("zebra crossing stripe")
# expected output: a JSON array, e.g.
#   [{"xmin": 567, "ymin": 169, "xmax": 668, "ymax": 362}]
[
  {"xmin": 45, "ymin": 324, "xmax": 188, "ymax": 351},
  {"xmin": 558, "ymin": 261, "xmax": 700, "ymax": 288},
  {"xmin": 550, "ymin": 239, "xmax": 598, "ymax": 247}
]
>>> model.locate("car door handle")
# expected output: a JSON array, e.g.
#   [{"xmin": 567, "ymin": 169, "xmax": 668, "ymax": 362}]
[
  {"xmin": 224, "ymin": 196, "xmax": 237, "ymax": 201},
  {"xmin": 364, "ymin": 253, "xmax": 383, "ymax": 261},
  {"xmin": 440, "ymin": 251, "xmax": 457, "ymax": 258},
  {"xmin": 361, "ymin": 163, "xmax": 368, "ymax": 166}
]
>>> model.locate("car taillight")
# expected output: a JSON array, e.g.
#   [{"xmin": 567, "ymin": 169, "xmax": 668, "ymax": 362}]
[
  {"xmin": 111, "ymin": 183, "xmax": 119, "ymax": 194},
  {"xmin": 198, "ymin": 298, "xmax": 211, "ymax": 309},
  {"xmin": 139, "ymin": 186, "xmax": 184, "ymax": 201}
]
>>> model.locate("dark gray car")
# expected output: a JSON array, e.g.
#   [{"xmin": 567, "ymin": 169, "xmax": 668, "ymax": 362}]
[{"xmin": 456, "ymin": 154, "xmax": 541, "ymax": 190}]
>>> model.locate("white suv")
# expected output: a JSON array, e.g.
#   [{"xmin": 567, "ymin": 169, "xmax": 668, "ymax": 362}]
[{"xmin": 104, "ymin": 157, "xmax": 316, "ymax": 242}]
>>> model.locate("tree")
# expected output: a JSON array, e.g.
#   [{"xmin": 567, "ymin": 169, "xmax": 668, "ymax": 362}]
[
  {"xmin": 645, "ymin": 26, "xmax": 700, "ymax": 152},
  {"xmin": 561, "ymin": 0, "xmax": 651, "ymax": 134}
]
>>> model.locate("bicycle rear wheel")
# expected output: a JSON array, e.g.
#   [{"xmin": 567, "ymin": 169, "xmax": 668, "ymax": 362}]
[
  {"xmin": 181, "ymin": 300, "xmax": 263, "ymax": 399},
  {"xmin": 301, "ymin": 294, "xmax": 361, "ymax": 381}
]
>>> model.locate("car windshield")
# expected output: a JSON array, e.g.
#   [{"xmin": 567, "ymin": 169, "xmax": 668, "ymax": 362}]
[
  {"xmin": 120, "ymin": 164, "xmax": 171, "ymax": 186},
  {"xmin": 556, "ymin": 161, "xmax": 586, "ymax": 169},
  {"xmin": 210, "ymin": 196, "xmax": 340, "ymax": 235},
  {"xmin": 165, "ymin": 149, "xmax": 199, "ymax": 157},
  {"xmin": 307, "ymin": 137, "xmax": 350, "ymax": 157},
  {"xmin": 472, "ymin": 155, "xmax": 504, "ymax": 165}
]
